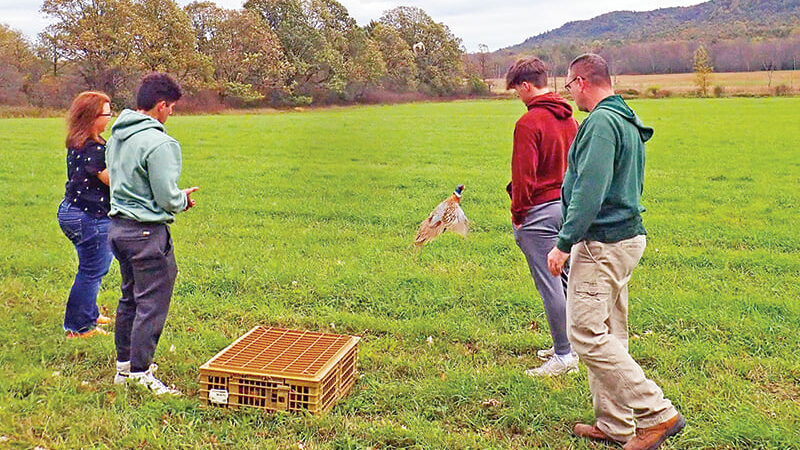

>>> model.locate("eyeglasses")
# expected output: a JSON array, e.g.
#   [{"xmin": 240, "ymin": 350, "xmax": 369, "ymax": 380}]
[
  {"xmin": 98, "ymin": 112, "xmax": 114, "ymax": 117},
  {"xmin": 564, "ymin": 76, "xmax": 582, "ymax": 91}
]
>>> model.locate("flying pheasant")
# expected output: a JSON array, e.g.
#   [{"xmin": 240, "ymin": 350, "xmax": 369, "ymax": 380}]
[{"xmin": 414, "ymin": 184, "xmax": 469, "ymax": 247}]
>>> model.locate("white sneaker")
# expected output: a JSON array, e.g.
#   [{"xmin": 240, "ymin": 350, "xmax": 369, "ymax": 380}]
[
  {"xmin": 526, "ymin": 352, "xmax": 579, "ymax": 377},
  {"xmin": 537, "ymin": 347, "xmax": 555, "ymax": 361},
  {"xmin": 129, "ymin": 369, "xmax": 181, "ymax": 396},
  {"xmin": 120, "ymin": 370, "xmax": 181, "ymax": 396},
  {"xmin": 114, "ymin": 361, "xmax": 158, "ymax": 385}
]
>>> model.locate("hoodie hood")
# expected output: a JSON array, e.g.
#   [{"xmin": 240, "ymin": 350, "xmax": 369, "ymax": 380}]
[
  {"xmin": 594, "ymin": 95, "xmax": 654, "ymax": 142},
  {"xmin": 110, "ymin": 109, "xmax": 166, "ymax": 142},
  {"xmin": 526, "ymin": 92, "xmax": 574, "ymax": 120}
]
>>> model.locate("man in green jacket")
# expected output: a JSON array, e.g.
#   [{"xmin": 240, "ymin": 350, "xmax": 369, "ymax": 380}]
[
  {"xmin": 106, "ymin": 73, "xmax": 199, "ymax": 395},
  {"xmin": 547, "ymin": 54, "xmax": 685, "ymax": 450}
]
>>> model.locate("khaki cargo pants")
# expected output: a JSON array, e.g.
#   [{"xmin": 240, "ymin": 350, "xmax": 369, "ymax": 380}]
[{"xmin": 566, "ymin": 235, "xmax": 678, "ymax": 443}]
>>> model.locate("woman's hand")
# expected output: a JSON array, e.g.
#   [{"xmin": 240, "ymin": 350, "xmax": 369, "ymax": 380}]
[{"xmin": 97, "ymin": 169, "xmax": 110, "ymax": 186}]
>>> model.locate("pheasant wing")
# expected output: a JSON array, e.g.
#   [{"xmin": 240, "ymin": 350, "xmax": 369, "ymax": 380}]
[
  {"xmin": 414, "ymin": 201, "xmax": 447, "ymax": 247},
  {"xmin": 448, "ymin": 205, "xmax": 470, "ymax": 237}
]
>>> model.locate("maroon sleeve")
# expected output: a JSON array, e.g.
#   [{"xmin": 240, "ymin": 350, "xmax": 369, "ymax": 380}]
[{"xmin": 511, "ymin": 122, "xmax": 538, "ymax": 226}]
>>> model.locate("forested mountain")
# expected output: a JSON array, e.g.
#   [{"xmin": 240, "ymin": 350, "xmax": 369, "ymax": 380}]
[
  {"xmin": 507, "ymin": 0, "xmax": 800, "ymax": 51},
  {"xmin": 476, "ymin": 0, "xmax": 800, "ymax": 77}
]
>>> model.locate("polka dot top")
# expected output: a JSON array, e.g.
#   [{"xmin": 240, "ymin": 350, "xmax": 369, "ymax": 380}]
[{"xmin": 64, "ymin": 139, "xmax": 110, "ymax": 218}]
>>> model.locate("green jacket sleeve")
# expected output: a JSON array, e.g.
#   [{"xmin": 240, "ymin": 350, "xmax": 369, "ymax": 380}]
[
  {"xmin": 556, "ymin": 123, "xmax": 616, "ymax": 252},
  {"xmin": 147, "ymin": 141, "xmax": 187, "ymax": 214}
]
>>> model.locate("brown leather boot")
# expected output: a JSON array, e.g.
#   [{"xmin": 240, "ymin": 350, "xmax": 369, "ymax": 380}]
[
  {"xmin": 623, "ymin": 413, "xmax": 685, "ymax": 450},
  {"xmin": 573, "ymin": 423, "xmax": 621, "ymax": 444}
]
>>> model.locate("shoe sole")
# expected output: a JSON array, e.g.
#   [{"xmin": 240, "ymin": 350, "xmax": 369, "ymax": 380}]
[
  {"xmin": 66, "ymin": 330, "xmax": 109, "ymax": 339},
  {"xmin": 538, "ymin": 352, "xmax": 579, "ymax": 362},
  {"xmin": 640, "ymin": 415, "xmax": 686, "ymax": 450},
  {"xmin": 525, "ymin": 366, "xmax": 579, "ymax": 377},
  {"xmin": 574, "ymin": 426, "xmax": 624, "ymax": 445},
  {"xmin": 123, "ymin": 375, "xmax": 181, "ymax": 396},
  {"xmin": 578, "ymin": 434, "xmax": 619, "ymax": 445},
  {"xmin": 127, "ymin": 379, "xmax": 180, "ymax": 396}
]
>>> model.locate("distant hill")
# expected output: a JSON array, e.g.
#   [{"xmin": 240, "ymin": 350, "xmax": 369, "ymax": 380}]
[{"xmin": 506, "ymin": 0, "xmax": 800, "ymax": 52}]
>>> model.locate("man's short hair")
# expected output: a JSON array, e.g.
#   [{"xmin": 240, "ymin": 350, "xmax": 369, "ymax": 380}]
[
  {"xmin": 136, "ymin": 72, "xmax": 183, "ymax": 110},
  {"xmin": 569, "ymin": 53, "xmax": 612, "ymax": 88},
  {"xmin": 506, "ymin": 57, "xmax": 548, "ymax": 90}
]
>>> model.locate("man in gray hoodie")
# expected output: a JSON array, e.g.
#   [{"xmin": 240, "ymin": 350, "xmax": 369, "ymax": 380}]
[{"xmin": 106, "ymin": 73, "xmax": 198, "ymax": 395}]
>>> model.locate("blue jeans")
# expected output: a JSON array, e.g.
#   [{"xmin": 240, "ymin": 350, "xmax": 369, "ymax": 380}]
[{"xmin": 57, "ymin": 200, "xmax": 113, "ymax": 333}]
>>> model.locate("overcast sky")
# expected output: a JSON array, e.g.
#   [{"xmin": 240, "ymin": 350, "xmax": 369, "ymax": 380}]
[{"xmin": 2, "ymin": 0, "xmax": 705, "ymax": 52}]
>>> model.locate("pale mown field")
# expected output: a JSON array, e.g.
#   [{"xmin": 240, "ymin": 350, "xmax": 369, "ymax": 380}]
[{"xmin": 490, "ymin": 70, "xmax": 800, "ymax": 96}]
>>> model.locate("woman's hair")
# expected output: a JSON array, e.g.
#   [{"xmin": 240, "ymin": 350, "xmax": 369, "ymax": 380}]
[{"xmin": 66, "ymin": 91, "xmax": 110, "ymax": 149}]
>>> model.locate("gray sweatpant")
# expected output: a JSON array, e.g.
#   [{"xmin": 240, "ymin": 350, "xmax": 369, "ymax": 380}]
[
  {"xmin": 109, "ymin": 217, "xmax": 178, "ymax": 373},
  {"xmin": 513, "ymin": 200, "xmax": 571, "ymax": 355}
]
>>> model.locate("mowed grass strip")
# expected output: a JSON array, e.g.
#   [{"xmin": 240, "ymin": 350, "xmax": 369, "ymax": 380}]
[
  {"xmin": 0, "ymin": 98, "xmax": 798, "ymax": 448},
  {"xmin": 491, "ymin": 70, "xmax": 800, "ymax": 96}
]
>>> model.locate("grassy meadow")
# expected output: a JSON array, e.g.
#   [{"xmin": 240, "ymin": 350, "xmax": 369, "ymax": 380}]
[{"xmin": 1, "ymin": 97, "xmax": 799, "ymax": 449}]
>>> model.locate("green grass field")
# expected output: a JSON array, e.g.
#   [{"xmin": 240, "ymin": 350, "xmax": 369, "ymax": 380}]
[{"xmin": 1, "ymin": 98, "xmax": 799, "ymax": 449}]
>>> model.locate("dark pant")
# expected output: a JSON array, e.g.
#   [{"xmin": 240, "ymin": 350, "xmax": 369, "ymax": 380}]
[
  {"xmin": 513, "ymin": 200, "xmax": 571, "ymax": 355},
  {"xmin": 109, "ymin": 217, "xmax": 177, "ymax": 372},
  {"xmin": 57, "ymin": 200, "xmax": 113, "ymax": 333}
]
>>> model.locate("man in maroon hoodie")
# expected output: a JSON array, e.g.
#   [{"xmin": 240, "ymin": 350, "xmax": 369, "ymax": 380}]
[{"xmin": 506, "ymin": 58, "xmax": 579, "ymax": 376}]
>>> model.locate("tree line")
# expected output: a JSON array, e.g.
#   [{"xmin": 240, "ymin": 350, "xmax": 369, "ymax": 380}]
[
  {"xmin": 1, "ymin": 0, "xmax": 485, "ymax": 110},
  {"xmin": 476, "ymin": 34, "xmax": 800, "ymax": 82}
]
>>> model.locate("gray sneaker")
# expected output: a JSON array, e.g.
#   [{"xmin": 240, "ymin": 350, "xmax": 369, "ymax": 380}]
[{"xmin": 526, "ymin": 352, "xmax": 579, "ymax": 377}]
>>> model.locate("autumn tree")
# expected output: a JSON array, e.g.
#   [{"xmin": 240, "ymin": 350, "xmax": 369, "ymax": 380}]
[
  {"xmin": 0, "ymin": 24, "xmax": 38, "ymax": 104},
  {"xmin": 476, "ymin": 44, "xmax": 490, "ymax": 80},
  {"xmin": 132, "ymin": 0, "xmax": 212, "ymax": 89},
  {"xmin": 339, "ymin": 27, "xmax": 386, "ymax": 100},
  {"xmin": 368, "ymin": 22, "xmax": 417, "ymax": 91},
  {"xmin": 306, "ymin": 0, "xmax": 386, "ymax": 99},
  {"xmin": 40, "ymin": 0, "xmax": 212, "ymax": 104},
  {"xmin": 184, "ymin": 1, "xmax": 218, "ymax": 54},
  {"xmin": 245, "ymin": 0, "xmax": 385, "ymax": 102},
  {"xmin": 17, "ymin": 0, "xmax": 476, "ymax": 107},
  {"xmin": 37, "ymin": 30, "xmax": 68, "ymax": 77},
  {"xmin": 185, "ymin": 2, "xmax": 289, "ymax": 102},
  {"xmin": 40, "ymin": 0, "xmax": 139, "ymax": 97},
  {"xmin": 303, "ymin": 0, "xmax": 361, "ymax": 97},
  {"xmin": 693, "ymin": 44, "xmax": 713, "ymax": 97},
  {"xmin": 379, "ymin": 6, "xmax": 464, "ymax": 95},
  {"xmin": 245, "ymin": 0, "xmax": 334, "ymax": 100}
]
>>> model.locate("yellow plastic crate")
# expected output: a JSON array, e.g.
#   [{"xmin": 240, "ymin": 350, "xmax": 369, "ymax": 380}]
[{"xmin": 199, "ymin": 326, "xmax": 360, "ymax": 414}]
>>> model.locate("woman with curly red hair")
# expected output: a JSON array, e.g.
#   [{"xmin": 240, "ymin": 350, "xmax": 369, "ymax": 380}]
[{"xmin": 57, "ymin": 91, "xmax": 115, "ymax": 338}]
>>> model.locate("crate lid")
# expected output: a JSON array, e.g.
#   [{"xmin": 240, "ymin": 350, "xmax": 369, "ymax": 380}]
[{"xmin": 201, "ymin": 326, "xmax": 359, "ymax": 381}]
